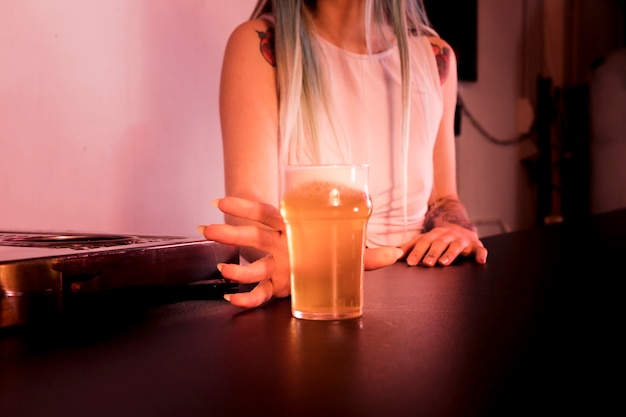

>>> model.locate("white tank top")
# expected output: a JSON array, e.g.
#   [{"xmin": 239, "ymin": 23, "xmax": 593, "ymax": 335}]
[{"xmin": 305, "ymin": 34, "xmax": 444, "ymax": 247}]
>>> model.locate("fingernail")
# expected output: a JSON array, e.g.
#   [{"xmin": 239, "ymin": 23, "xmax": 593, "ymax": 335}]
[
  {"xmin": 196, "ymin": 225, "xmax": 206, "ymax": 235},
  {"xmin": 439, "ymin": 256, "xmax": 450, "ymax": 265},
  {"xmin": 392, "ymin": 248, "xmax": 404, "ymax": 261},
  {"xmin": 223, "ymin": 294, "xmax": 231, "ymax": 302},
  {"xmin": 211, "ymin": 199, "xmax": 221, "ymax": 208},
  {"xmin": 423, "ymin": 257, "xmax": 436, "ymax": 267},
  {"xmin": 216, "ymin": 263, "xmax": 224, "ymax": 272}
]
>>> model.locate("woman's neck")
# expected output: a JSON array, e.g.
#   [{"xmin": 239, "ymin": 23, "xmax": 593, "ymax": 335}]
[{"xmin": 313, "ymin": 0, "xmax": 393, "ymax": 54}]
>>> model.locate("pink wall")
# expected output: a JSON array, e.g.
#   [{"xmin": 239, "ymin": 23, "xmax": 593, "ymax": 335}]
[{"xmin": 0, "ymin": 1, "xmax": 255, "ymax": 236}]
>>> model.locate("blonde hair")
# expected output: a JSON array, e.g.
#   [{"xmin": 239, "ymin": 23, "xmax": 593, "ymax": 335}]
[{"xmin": 251, "ymin": 0, "xmax": 435, "ymax": 166}]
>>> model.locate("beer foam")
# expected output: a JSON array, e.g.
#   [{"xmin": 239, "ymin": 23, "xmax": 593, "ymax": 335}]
[
  {"xmin": 282, "ymin": 164, "xmax": 369, "ymax": 190},
  {"xmin": 283, "ymin": 181, "xmax": 366, "ymax": 204}
]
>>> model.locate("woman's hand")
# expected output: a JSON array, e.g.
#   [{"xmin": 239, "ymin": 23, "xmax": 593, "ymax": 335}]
[
  {"xmin": 199, "ymin": 197, "xmax": 290, "ymax": 309},
  {"xmin": 200, "ymin": 196, "xmax": 406, "ymax": 308},
  {"xmin": 400, "ymin": 224, "xmax": 488, "ymax": 267}
]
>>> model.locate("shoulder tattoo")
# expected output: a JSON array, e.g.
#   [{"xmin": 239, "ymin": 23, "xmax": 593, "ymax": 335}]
[
  {"xmin": 256, "ymin": 28, "xmax": 276, "ymax": 67},
  {"xmin": 431, "ymin": 43, "xmax": 450, "ymax": 85}
]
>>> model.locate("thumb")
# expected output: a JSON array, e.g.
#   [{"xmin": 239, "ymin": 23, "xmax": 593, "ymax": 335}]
[{"xmin": 364, "ymin": 247, "xmax": 404, "ymax": 270}]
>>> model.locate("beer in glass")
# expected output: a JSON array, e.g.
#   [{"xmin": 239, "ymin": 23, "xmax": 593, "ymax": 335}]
[{"xmin": 280, "ymin": 164, "xmax": 372, "ymax": 320}]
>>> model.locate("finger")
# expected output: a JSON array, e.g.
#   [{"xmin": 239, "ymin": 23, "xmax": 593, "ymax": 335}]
[
  {"xmin": 225, "ymin": 279, "xmax": 275, "ymax": 308},
  {"xmin": 421, "ymin": 239, "xmax": 456, "ymax": 267},
  {"xmin": 364, "ymin": 247, "xmax": 404, "ymax": 270},
  {"xmin": 458, "ymin": 238, "xmax": 483, "ymax": 257},
  {"xmin": 407, "ymin": 234, "xmax": 446, "ymax": 266},
  {"xmin": 474, "ymin": 245, "xmax": 488, "ymax": 264},
  {"xmin": 406, "ymin": 238, "xmax": 431, "ymax": 266},
  {"xmin": 440, "ymin": 240, "xmax": 487, "ymax": 265},
  {"xmin": 215, "ymin": 197, "xmax": 284, "ymax": 231},
  {"xmin": 201, "ymin": 223, "xmax": 282, "ymax": 254},
  {"xmin": 437, "ymin": 240, "xmax": 467, "ymax": 266},
  {"xmin": 217, "ymin": 256, "xmax": 274, "ymax": 284}
]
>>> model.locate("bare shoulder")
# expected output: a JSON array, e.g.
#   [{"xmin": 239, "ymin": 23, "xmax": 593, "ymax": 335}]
[
  {"xmin": 426, "ymin": 36, "xmax": 456, "ymax": 85},
  {"xmin": 224, "ymin": 18, "xmax": 276, "ymax": 68},
  {"xmin": 427, "ymin": 35, "xmax": 454, "ymax": 53}
]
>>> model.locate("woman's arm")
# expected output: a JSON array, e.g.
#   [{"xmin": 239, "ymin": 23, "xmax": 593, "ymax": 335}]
[
  {"xmin": 401, "ymin": 37, "xmax": 488, "ymax": 267},
  {"xmin": 220, "ymin": 19, "xmax": 279, "ymax": 217},
  {"xmin": 200, "ymin": 19, "xmax": 291, "ymax": 308}
]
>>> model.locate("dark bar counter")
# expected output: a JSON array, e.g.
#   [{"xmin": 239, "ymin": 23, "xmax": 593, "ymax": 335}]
[{"xmin": 1, "ymin": 209, "xmax": 622, "ymax": 417}]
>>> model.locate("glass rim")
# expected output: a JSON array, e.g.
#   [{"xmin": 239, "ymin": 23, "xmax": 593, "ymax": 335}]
[{"xmin": 281, "ymin": 163, "xmax": 369, "ymax": 170}]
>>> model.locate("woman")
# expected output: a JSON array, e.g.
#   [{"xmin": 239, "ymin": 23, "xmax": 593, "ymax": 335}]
[{"xmin": 200, "ymin": 0, "xmax": 488, "ymax": 309}]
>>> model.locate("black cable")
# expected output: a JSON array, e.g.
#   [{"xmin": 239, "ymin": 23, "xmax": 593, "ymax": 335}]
[{"xmin": 458, "ymin": 94, "xmax": 536, "ymax": 146}]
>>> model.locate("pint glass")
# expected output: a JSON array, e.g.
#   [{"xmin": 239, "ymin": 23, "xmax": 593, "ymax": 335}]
[{"xmin": 280, "ymin": 164, "xmax": 372, "ymax": 320}]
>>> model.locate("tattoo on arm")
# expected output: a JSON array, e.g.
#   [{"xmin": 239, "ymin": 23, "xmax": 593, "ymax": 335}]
[
  {"xmin": 256, "ymin": 28, "xmax": 276, "ymax": 67},
  {"xmin": 431, "ymin": 43, "xmax": 450, "ymax": 85},
  {"xmin": 422, "ymin": 197, "xmax": 477, "ymax": 232}
]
